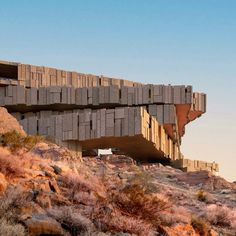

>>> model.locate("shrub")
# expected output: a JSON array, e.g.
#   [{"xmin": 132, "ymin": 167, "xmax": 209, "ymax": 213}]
[
  {"xmin": 23, "ymin": 135, "xmax": 44, "ymax": 150},
  {"xmin": 206, "ymin": 204, "xmax": 233, "ymax": 228},
  {"xmin": 160, "ymin": 206, "xmax": 191, "ymax": 225},
  {"xmin": 110, "ymin": 184, "xmax": 170, "ymax": 226},
  {"xmin": 0, "ymin": 150, "xmax": 24, "ymax": 177},
  {"xmin": 0, "ymin": 218, "xmax": 26, "ymax": 236},
  {"xmin": 95, "ymin": 209, "xmax": 155, "ymax": 236},
  {"xmin": 0, "ymin": 187, "xmax": 28, "ymax": 236},
  {"xmin": 61, "ymin": 172, "xmax": 106, "ymax": 200},
  {"xmin": 1, "ymin": 130, "xmax": 22, "ymax": 152},
  {"xmin": 191, "ymin": 217, "xmax": 210, "ymax": 236},
  {"xmin": 196, "ymin": 189, "xmax": 207, "ymax": 202},
  {"xmin": 129, "ymin": 168, "xmax": 157, "ymax": 193},
  {"xmin": 0, "ymin": 186, "xmax": 29, "ymax": 221},
  {"xmin": 48, "ymin": 206, "xmax": 93, "ymax": 236},
  {"xmin": 1, "ymin": 130, "xmax": 44, "ymax": 152}
]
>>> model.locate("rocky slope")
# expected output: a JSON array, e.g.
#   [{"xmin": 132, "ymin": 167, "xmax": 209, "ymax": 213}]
[{"xmin": 0, "ymin": 111, "xmax": 235, "ymax": 236}]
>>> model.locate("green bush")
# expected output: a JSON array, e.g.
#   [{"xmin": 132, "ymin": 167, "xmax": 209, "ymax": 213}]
[{"xmin": 1, "ymin": 130, "xmax": 44, "ymax": 152}]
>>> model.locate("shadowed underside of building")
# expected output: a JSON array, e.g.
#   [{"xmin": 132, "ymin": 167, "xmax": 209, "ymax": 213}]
[{"xmin": 0, "ymin": 60, "xmax": 219, "ymax": 173}]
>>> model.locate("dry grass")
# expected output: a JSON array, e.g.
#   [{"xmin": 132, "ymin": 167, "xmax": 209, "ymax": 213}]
[
  {"xmin": 160, "ymin": 206, "xmax": 191, "ymax": 225},
  {"xmin": 0, "ymin": 148, "xmax": 24, "ymax": 177},
  {"xmin": 129, "ymin": 167, "xmax": 157, "ymax": 193},
  {"xmin": 48, "ymin": 206, "xmax": 93, "ymax": 236},
  {"xmin": 85, "ymin": 183, "xmax": 170, "ymax": 235},
  {"xmin": 206, "ymin": 204, "xmax": 236, "ymax": 228},
  {"xmin": 61, "ymin": 171, "xmax": 106, "ymax": 201},
  {"xmin": 0, "ymin": 186, "xmax": 29, "ymax": 220},
  {"xmin": 191, "ymin": 217, "xmax": 210, "ymax": 236},
  {"xmin": 93, "ymin": 208, "xmax": 155, "ymax": 236},
  {"xmin": 0, "ymin": 187, "xmax": 28, "ymax": 236},
  {"xmin": 111, "ymin": 184, "xmax": 170, "ymax": 224},
  {"xmin": 0, "ymin": 218, "xmax": 26, "ymax": 236}
]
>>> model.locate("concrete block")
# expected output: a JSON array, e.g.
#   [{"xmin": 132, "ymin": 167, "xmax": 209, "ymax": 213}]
[
  {"xmin": 92, "ymin": 87, "xmax": 99, "ymax": 106},
  {"xmin": 121, "ymin": 87, "xmax": 128, "ymax": 105},
  {"xmin": 100, "ymin": 109, "xmax": 106, "ymax": 137},
  {"xmin": 61, "ymin": 87, "xmax": 67, "ymax": 104},
  {"xmin": 142, "ymin": 85, "xmax": 150, "ymax": 104},
  {"xmin": 115, "ymin": 107, "xmax": 125, "ymax": 119},
  {"xmin": 110, "ymin": 85, "xmax": 119, "ymax": 103},
  {"xmin": 128, "ymin": 107, "xmax": 135, "ymax": 136},
  {"xmin": 115, "ymin": 119, "xmax": 122, "ymax": 137},
  {"xmin": 72, "ymin": 113, "xmax": 78, "ymax": 139},
  {"xmin": 79, "ymin": 123, "xmax": 86, "ymax": 141},
  {"xmin": 128, "ymin": 87, "xmax": 134, "ymax": 105},
  {"xmin": 156, "ymin": 105, "xmax": 164, "ymax": 124},
  {"xmin": 99, "ymin": 87, "xmax": 105, "ymax": 104},
  {"xmin": 28, "ymin": 116, "xmax": 37, "ymax": 135},
  {"xmin": 12, "ymin": 86, "xmax": 17, "ymax": 105},
  {"xmin": 75, "ymin": 88, "xmax": 82, "ymax": 105},
  {"xmin": 123, "ymin": 107, "xmax": 129, "ymax": 136}
]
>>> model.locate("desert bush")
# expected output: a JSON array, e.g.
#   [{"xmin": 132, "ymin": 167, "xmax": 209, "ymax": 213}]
[
  {"xmin": 196, "ymin": 189, "xmax": 207, "ymax": 202},
  {"xmin": 0, "ymin": 218, "xmax": 26, "ymax": 236},
  {"xmin": 80, "ymin": 181, "xmax": 169, "ymax": 235},
  {"xmin": 1, "ymin": 130, "xmax": 43, "ymax": 152},
  {"xmin": 0, "ymin": 187, "xmax": 28, "ymax": 236},
  {"xmin": 1, "ymin": 130, "xmax": 22, "ymax": 151},
  {"xmin": 0, "ymin": 150, "xmax": 24, "ymax": 177},
  {"xmin": 61, "ymin": 171, "xmax": 106, "ymax": 200},
  {"xmin": 48, "ymin": 206, "xmax": 94, "ymax": 236},
  {"xmin": 0, "ymin": 186, "xmax": 29, "ymax": 221},
  {"xmin": 74, "ymin": 191, "xmax": 97, "ymax": 206},
  {"xmin": 129, "ymin": 167, "xmax": 157, "ymax": 193},
  {"xmin": 205, "ymin": 204, "xmax": 235, "ymax": 228},
  {"xmin": 110, "ymin": 184, "xmax": 170, "ymax": 227},
  {"xmin": 94, "ymin": 208, "xmax": 155, "ymax": 236},
  {"xmin": 160, "ymin": 206, "xmax": 191, "ymax": 225},
  {"xmin": 191, "ymin": 217, "xmax": 210, "ymax": 236},
  {"xmin": 23, "ymin": 135, "xmax": 44, "ymax": 150}
]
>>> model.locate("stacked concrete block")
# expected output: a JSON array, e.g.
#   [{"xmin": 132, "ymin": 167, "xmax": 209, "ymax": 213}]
[
  {"xmin": 172, "ymin": 159, "xmax": 219, "ymax": 174},
  {"xmin": 192, "ymin": 92, "xmax": 206, "ymax": 113},
  {"xmin": 0, "ymin": 59, "xmax": 213, "ymax": 173},
  {"xmin": 1, "ymin": 84, "xmax": 200, "ymax": 109}
]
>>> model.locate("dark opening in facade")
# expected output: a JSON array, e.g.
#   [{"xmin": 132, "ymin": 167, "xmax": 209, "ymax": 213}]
[{"xmin": 0, "ymin": 63, "xmax": 18, "ymax": 80}]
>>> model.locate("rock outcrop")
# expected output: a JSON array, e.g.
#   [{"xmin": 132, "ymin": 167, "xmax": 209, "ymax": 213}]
[{"xmin": 0, "ymin": 107, "xmax": 26, "ymax": 136}]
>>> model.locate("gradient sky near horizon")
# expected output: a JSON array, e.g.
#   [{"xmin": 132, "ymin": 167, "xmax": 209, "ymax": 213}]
[{"xmin": 0, "ymin": 0, "xmax": 235, "ymax": 181}]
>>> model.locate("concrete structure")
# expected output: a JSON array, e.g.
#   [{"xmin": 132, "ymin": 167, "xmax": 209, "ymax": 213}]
[{"xmin": 0, "ymin": 60, "xmax": 217, "ymax": 172}]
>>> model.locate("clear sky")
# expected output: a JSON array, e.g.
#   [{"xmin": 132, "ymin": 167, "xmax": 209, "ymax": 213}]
[{"xmin": 0, "ymin": 0, "xmax": 235, "ymax": 181}]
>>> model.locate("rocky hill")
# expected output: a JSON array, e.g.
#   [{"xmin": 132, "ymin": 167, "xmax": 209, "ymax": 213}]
[{"xmin": 0, "ymin": 110, "xmax": 235, "ymax": 236}]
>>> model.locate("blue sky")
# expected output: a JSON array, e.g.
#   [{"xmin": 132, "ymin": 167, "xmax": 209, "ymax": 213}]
[{"xmin": 0, "ymin": 0, "xmax": 236, "ymax": 181}]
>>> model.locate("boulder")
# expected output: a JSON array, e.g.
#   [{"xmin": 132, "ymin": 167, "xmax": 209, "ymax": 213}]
[
  {"xmin": 25, "ymin": 214, "xmax": 64, "ymax": 236},
  {"xmin": 159, "ymin": 224, "xmax": 198, "ymax": 236},
  {"xmin": 0, "ymin": 107, "xmax": 26, "ymax": 136}
]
